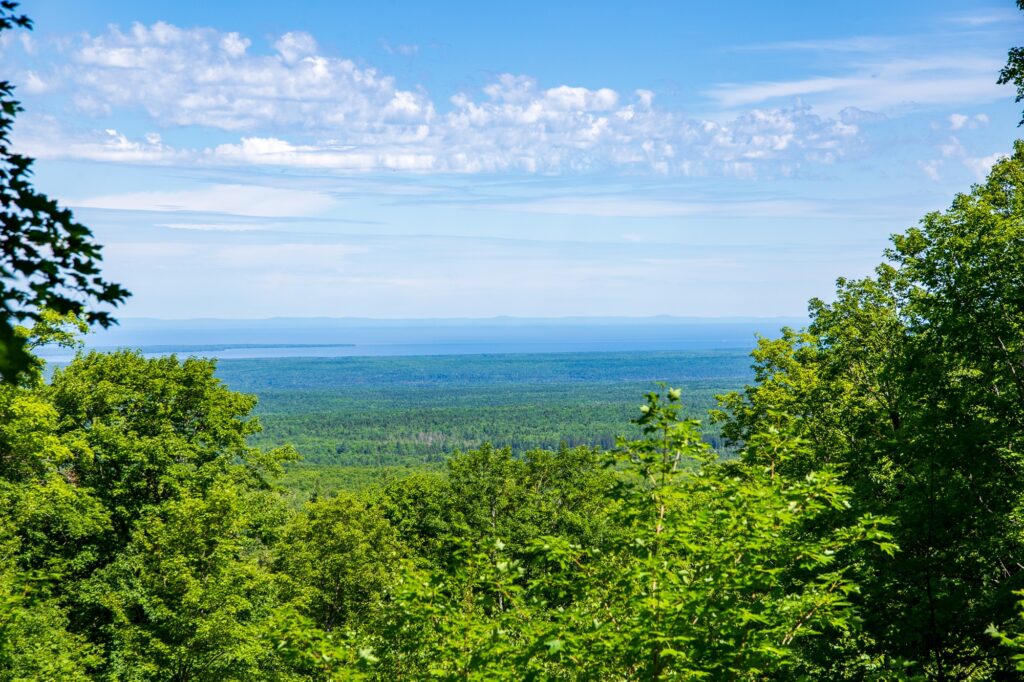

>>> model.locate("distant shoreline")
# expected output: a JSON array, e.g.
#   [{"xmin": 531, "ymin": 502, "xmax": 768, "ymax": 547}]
[
  {"xmin": 35, "ymin": 318, "xmax": 793, "ymax": 362},
  {"xmin": 83, "ymin": 343, "xmax": 356, "ymax": 353}
]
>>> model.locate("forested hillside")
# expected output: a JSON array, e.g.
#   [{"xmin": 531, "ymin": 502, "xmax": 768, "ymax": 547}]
[{"xmin": 4, "ymin": 144, "xmax": 1024, "ymax": 678}]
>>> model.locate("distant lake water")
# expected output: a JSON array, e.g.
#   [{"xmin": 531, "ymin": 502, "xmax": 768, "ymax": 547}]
[
  {"xmin": 36, "ymin": 340, "xmax": 757, "ymax": 362},
  {"xmin": 34, "ymin": 318, "xmax": 799, "ymax": 362}
]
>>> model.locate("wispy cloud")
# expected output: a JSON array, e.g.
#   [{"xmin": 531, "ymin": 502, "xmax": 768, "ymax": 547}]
[
  {"xmin": 733, "ymin": 35, "xmax": 903, "ymax": 53},
  {"xmin": 946, "ymin": 10, "xmax": 1020, "ymax": 27},
  {"xmin": 484, "ymin": 197, "xmax": 827, "ymax": 219},
  {"xmin": 71, "ymin": 184, "xmax": 339, "ymax": 217},
  {"xmin": 157, "ymin": 222, "xmax": 266, "ymax": 232},
  {"xmin": 719, "ymin": 17, "xmax": 1015, "ymax": 116},
  {"xmin": 381, "ymin": 41, "xmax": 419, "ymax": 56},
  {"xmin": 919, "ymin": 159, "xmax": 943, "ymax": 181},
  {"xmin": 707, "ymin": 56, "xmax": 1005, "ymax": 112}
]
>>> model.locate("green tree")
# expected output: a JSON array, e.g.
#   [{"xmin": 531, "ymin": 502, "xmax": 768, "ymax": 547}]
[
  {"xmin": 999, "ymin": 1, "xmax": 1024, "ymax": 125},
  {"xmin": 376, "ymin": 470, "xmax": 455, "ymax": 560},
  {"xmin": 90, "ymin": 483, "xmax": 293, "ymax": 681},
  {"xmin": 0, "ymin": 553, "xmax": 101, "ymax": 681},
  {"xmin": 446, "ymin": 444, "xmax": 532, "ymax": 546},
  {"xmin": 277, "ymin": 493, "xmax": 402, "ymax": 633},
  {"xmin": 368, "ymin": 390, "xmax": 894, "ymax": 680},
  {"xmin": 717, "ymin": 142, "xmax": 1024, "ymax": 678},
  {"xmin": 0, "ymin": 2, "xmax": 128, "ymax": 384},
  {"xmin": 553, "ymin": 390, "xmax": 893, "ymax": 679},
  {"xmin": 47, "ymin": 351, "xmax": 293, "ymax": 541},
  {"xmin": 0, "ymin": 317, "xmax": 109, "ymax": 679}
]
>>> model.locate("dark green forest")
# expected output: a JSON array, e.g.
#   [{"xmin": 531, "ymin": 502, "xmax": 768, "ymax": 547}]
[
  {"xmin": 215, "ymin": 351, "xmax": 749, "ymax": 497},
  {"xmin": 218, "ymin": 351, "xmax": 749, "ymax": 467},
  {"xmin": 4, "ymin": 144, "xmax": 1024, "ymax": 678},
  {"xmin": 214, "ymin": 351, "xmax": 749, "ymax": 499}
]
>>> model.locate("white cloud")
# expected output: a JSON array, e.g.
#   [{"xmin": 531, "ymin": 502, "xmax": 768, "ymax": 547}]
[
  {"xmin": 22, "ymin": 71, "xmax": 49, "ymax": 94},
  {"xmin": 949, "ymin": 112, "xmax": 989, "ymax": 130},
  {"xmin": 939, "ymin": 135, "xmax": 966, "ymax": 158},
  {"xmin": 434, "ymin": 81, "xmax": 857, "ymax": 174},
  {"xmin": 949, "ymin": 113, "xmax": 968, "ymax": 130},
  {"xmin": 219, "ymin": 32, "xmax": 250, "ymax": 57},
  {"xmin": 485, "ymin": 197, "xmax": 827, "ymax": 219},
  {"xmin": 67, "ymin": 22, "xmax": 435, "ymax": 132},
  {"xmin": 734, "ymin": 36, "xmax": 902, "ymax": 53},
  {"xmin": 273, "ymin": 31, "xmax": 318, "ymax": 63},
  {"xmin": 708, "ymin": 55, "xmax": 1005, "ymax": 113},
  {"xmin": 157, "ymin": 222, "xmax": 265, "ymax": 232},
  {"xmin": 919, "ymin": 159, "xmax": 943, "ymax": 181},
  {"xmin": 15, "ymin": 21, "xmax": 871, "ymax": 176},
  {"xmin": 70, "ymin": 184, "xmax": 338, "ymax": 217},
  {"xmin": 930, "ymin": 133, "xmax": 1006, "ymax": 181},
  {"xmin": 947, "ymin": 10, "xmax": 1020, "ymax": 26},
  {"xmin": 210, "ymin": 136, "xmax": 439, "ymax": 171},
  {"xmin": 382, "ymin": 41, "xmax": 419, "ymax": 56},
  {"xmin": 964, "ymin": 152, "xmax": 1006, "ymax": 180},
  {"xmin": 19, "ymin": 93, "xmax": 862, "ymax": 177},
  {"xmin": 21, "ymin": 124, "xmax": 186, "ymax": 164}
]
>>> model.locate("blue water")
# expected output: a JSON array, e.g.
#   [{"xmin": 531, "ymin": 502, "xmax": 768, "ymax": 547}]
[{"xmin": 35, "ymin": 317, "xmax": 801, "ymax": 361}]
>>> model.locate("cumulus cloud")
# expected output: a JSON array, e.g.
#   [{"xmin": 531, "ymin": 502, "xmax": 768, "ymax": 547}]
[
  {"xmin": 18, "ymin": 21, "xmax": 874, "ymax": 176},
  {"xmin": 19, "ymin": 122, "xmax": 187, "ymax": 164},
  {"xmin": 273, "ymin": 31, "xmax": 318, "ymax": 63},
  {"xmin": 963, "ymin": 152, "xmax": 1007, "ymax": 180},
  {"xmin": 949, "ymin": 113, "xmax": 968, "ymax": 130},
  {"xmin": 67, "ymin": 21, "xmax": 435, "ymax": 132},
  {"xmin": 919, "ymin": 159, "xmax": 943, "ymax": 181},
  {"xmin": 949, "ymin": 112, "xmax": 989, "ymax": 130},
  {"xmin": 213, "ymin": 91, "xmax": 856, "ymax": 174},
  {"xmin": 928, "ymin": 133, "xmax": 1006, "ymax": 180}
]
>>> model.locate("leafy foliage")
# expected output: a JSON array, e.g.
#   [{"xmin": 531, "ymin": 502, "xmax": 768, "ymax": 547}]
[
  {"xmin": 999, "ymin": 1, "xmax": 1024, "ymax": 125},
  {"xmin": 0, "ymin": 1, "xmax": 128, "ymax": 384},
  {"xmin": 717, "ymin": 141, "xmax": 1024, "ymax": 678},
  {"xmin": 360, "ymin": 390, "xmax": 894, "ymax": 680}
]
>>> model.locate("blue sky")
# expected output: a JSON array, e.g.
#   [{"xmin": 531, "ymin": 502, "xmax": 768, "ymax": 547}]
[{"xmin": 4, "ymin": 0, "xmax": 1023, "ymax": 318}]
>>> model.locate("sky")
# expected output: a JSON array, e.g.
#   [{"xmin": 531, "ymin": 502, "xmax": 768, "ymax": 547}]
[{"xmin": 4, "ymin": 0, "xmax": 1023, "ymax": 319}]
